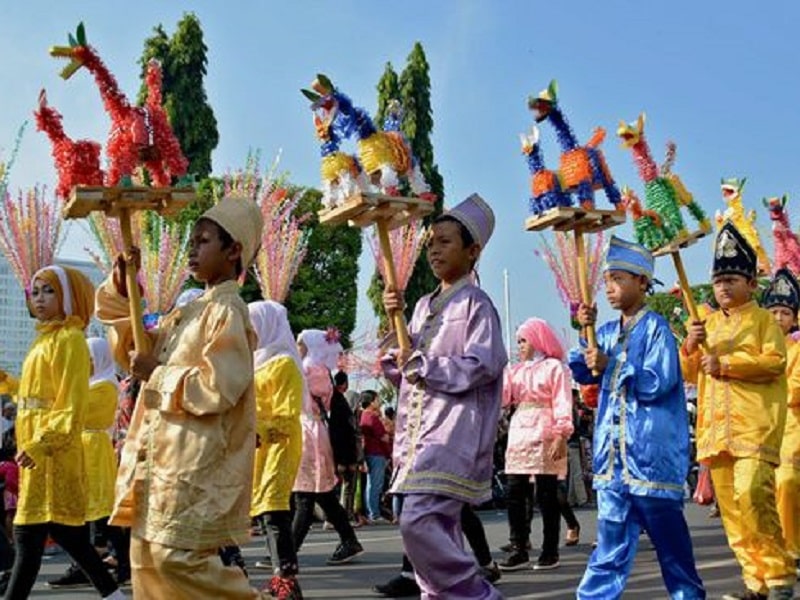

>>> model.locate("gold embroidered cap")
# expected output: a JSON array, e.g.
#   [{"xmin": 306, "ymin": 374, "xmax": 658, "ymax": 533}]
[
  {"xmin": 712, "ymin": 220, "xmax": 756, "ymax": 280},
  {"xmin": 762, "ymin": 267, "xmax": 800, "ymax": 314}
]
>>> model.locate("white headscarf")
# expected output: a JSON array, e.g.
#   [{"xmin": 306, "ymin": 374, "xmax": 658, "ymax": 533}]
[
  {"xmin": 87, "ymin": 337, "xmax": 118, "ymax": 388},
  {"xmin": 297, "ymin": 329, "xmax": 342, "ymax": 372},
  {"xmin": 248, "ymin": 300, "xmax": 302, "ymax": 371}
]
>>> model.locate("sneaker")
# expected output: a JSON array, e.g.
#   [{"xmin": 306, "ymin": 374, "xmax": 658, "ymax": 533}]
[
  {"xmin": 254, "ymin": 559, "xmax": 274, "ymax": 570},
  {"xmin": 565, "ymin": 526, "xmax": 580, "ymax": 546},
  {"xmin": 533, "ymin": 556, "xmax": 560, "ymax": 571},
  {"xmin": 373, "ymin": 574, "xmax": 421, "ymax": 597},
  {"xmin": 266, "ymin": 575, "xmax": 304, "ymax": 599},
  {"xmin": 708, "ymin": 506, "xmax": 721, "ymax": 518},
  {"xmin": 720, "ymin": 591, "xmax": 767, "ymax": 600},
  {"xmin": 368, "ymin": 517, "xmax": 391, "ymax": 526},
  {"xmin": 479, "ymin": 561, "xmax": 502, "ymax": 584},
  {"xmin": 326, "ymin": 539, "xmax": 364, "ymax": 565},
  {"xmin": 766, "ymin": 586, "xmax": 794, "ymax": 600},
  {"xmin": 47, "ymin": 565, "xmax": 91, "ymax": 589},
  {"xmin": 499, "ymin": 540, "xmax": 531, "ymax": 553},
  {"xmin": 498, "ymin": 550, "xmax": 530, "ymax": 571}
]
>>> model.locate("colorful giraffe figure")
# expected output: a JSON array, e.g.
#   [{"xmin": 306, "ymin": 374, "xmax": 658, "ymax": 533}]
[
  {"xmin": 617, "ymin": 113, "xmax": 710, "ymax": 246},
  {"xmin": 620, "ymin": 187, "xmax": 670, "ymax": 251},
  {"xmin": 764, "ymin": 195, "xmax": 800, "ymax": 275},
  {"xmin": 520, "ymin": 125, "xmax": 571, "ymax": 216},
  {"xmin": 529, "ymin": 80, "xmax": 621, "ymax": 210},
  {"xmin": 48, "ymin": 23, "xmax": 188, "ymax": 187},
  {"xmin": 718, "ymin": 177, "xmax": 771, "ymax": 274}
]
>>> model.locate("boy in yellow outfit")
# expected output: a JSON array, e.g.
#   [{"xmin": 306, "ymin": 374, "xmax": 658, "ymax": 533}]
[
  {"xmin": 761, "ymin": 267, "xmax": 800, "ymax": 576},
  {"xmin": 682, "ymin": 222, "xmax": 796, "ymax": 600}
]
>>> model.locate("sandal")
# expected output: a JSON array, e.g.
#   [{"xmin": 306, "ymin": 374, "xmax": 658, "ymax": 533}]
[{"xmin": 565, "ymin": 526, "xmax": 580, "ymax": 546}]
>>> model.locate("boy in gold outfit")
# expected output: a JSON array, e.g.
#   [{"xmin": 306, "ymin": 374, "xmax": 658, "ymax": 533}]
[{"xmin": 682, "ymin": 222, "xmax": 795, "ymax": 600}]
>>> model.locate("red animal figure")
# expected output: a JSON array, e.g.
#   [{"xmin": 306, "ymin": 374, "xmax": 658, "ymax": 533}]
[
  {"xmin": 764, "ymin": 195, "xmax": 800, "ymax": 275},
  {"xmin": 33, "ymin": 89, "xmax": 104, "ymax": 200},
  {"xmin": 49, "ymin": 23, "xmax": 187, "ymax": 186}
]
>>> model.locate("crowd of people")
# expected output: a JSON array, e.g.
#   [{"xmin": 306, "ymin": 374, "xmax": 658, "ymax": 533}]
[{"xmin": 0, "ymin": 192, "xmax": 795, "ymax": 600}]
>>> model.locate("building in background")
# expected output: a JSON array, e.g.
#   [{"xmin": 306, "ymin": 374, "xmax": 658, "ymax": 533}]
[{"xmin": 0, "ymin": 254, "xmax": 105, "ymax": 374}]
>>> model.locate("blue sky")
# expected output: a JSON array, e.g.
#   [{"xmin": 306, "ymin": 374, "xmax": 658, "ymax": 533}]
[{"xmin": 2, "ymin": 1, "xmax": 799, "ymax": 357}]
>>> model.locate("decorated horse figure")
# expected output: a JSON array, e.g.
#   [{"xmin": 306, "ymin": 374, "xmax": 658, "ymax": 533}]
[
  {"xmin": 520, "ymin": 125, "xmax": 571, "ymax": 216},
  {"xmin": 49, "ymin": 23, "xmax": 188, "ymax": 187},
  {"xmin": 529, "ymin": 80, "xmax": 621, "ymax": 210},
  {"xmin": 302, "ymin": 74, "xmax": 433, "ymax": 201},
  {"xmin": 617, "ymin": 113, "xmax": 710, "ymax": 245},
  {"xmin": 34, "ymin": 89, "xmax": 104, "ymax": 200},
  {"xmin": 718, "ymin": 177, "xmax": 771, "ymax": 273},
  {"xmin": 764, "ymin": 195, "xmax": 800, "ymax": 275}
]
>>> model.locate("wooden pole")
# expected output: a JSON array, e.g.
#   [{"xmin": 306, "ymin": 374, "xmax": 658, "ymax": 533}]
[
  {"xmin": 376, "ymin": 219, "xmax": 411, "ymax": 351},
  {"xmin": 118, "ymin": 208, "xmax": 149, "ymax": 353},
  {"xmin": 574, "ymin": 229, "xmax": 599, "ymax": 376},
  {"xmin": 671, "ymin": 250, "xmax": 708, "ymax": 352}
]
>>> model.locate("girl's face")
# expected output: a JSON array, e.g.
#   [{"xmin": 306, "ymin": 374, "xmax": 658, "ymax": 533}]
[
  {"xmin": 517, "ymin": 337, "xmax": 535, "ymax": 361},
  {"xmin": 768, "ymin": 305, "xmax": 797, "ymax": 335},
  {"xmin": 297, "ymin": 340, "xmax": 308, "ymax": 358},
  {"xmin": 29, "ymin": 278, "xmax": 62, "ymax": 322}
]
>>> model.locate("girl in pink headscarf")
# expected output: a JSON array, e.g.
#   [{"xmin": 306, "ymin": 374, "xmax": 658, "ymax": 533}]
[{"xmin": 498, "ymin": 317, "xmax": 574, "ymax": 572}]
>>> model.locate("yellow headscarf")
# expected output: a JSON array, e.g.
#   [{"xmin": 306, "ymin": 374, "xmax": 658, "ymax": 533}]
[{"xmin": 30, "ymin": 265, "xmax": 95, "ymax": 329}]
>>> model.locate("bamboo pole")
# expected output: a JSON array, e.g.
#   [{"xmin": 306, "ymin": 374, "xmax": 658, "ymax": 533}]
[
  {"xmin": 376, "ymin": 219, "xmax": 411, "ymax": 351},
  {"xmin": 119, "ymin": 208, "xmax": 149, "ymax": 353},
  {"xmin": 574, "ymin": 229, "xmax": 599, "ymax": 376},
  {"xmin": 671, "ymin": 250, "xmax": 708, "ymax": 352}
]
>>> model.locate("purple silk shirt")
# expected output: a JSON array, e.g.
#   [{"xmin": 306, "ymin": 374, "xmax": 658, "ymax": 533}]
[{"xmin": 382, "ymin": 277, "xmax": 508, "ymax": 505}]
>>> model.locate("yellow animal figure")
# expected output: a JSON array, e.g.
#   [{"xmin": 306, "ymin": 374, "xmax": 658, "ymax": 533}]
[{"xmin": 717, "ymin": 177, "xmax": 771, "ymax": 274}]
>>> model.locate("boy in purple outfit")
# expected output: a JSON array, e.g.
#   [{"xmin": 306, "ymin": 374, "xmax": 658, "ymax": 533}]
[{"xmin": 383, "ymin": 193, "xmax": 507, "ymax": 599}]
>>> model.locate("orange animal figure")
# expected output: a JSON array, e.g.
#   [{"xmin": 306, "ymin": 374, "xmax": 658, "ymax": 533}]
[{"xmin": 620, "ymin": 187, "xmax": 669, "ymax": 250}]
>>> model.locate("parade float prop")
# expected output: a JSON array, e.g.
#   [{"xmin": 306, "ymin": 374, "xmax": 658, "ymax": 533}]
[
  {"xmin": 303, "ymin": 74, "xmax": 435, "ymax": 350},
  {"xmin": 716, "ymin": 177, "xmax": 770, "ymax": 274},
  {"xmin": 37, "ymin": 23, "xmax": 195, "ymax": 352},
  {"xmin": 522, "ymin": 81, "xmax": 625, "ymax": 365},
  {"xmin": 616, "ymin": 113, "xmax": 711, "ymax": 346},
  {"xmin": 764, "ymin": 195, "xmax": 800, "ymax": 276}
]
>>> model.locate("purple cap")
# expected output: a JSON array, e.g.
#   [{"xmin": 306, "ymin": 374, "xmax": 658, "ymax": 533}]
[{"xmin": 445, "ymin": 193, "xmax": 495, "ymax": 248}]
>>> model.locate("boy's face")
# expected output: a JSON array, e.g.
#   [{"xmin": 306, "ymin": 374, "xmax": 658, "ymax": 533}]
[
  {"xmin": 768, "ymin": 305, "xmax": 797, "ymax": 335},
  {"xmin": 426, "ymin": 221, "xmax": 480, "ymax": 285},
  {"xmin": 188, "ymin": 220, "xmax": 241, "ymax": 285},
  {"xmin": 712, "ymin": 274, "xmax": 755, "ymax": 310},
  {"xmin": 603, "ymin": 270, "xmax": 646, "ymax": 312}
]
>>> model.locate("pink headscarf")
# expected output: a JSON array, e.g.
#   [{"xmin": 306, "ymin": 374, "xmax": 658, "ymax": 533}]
[{"xmin": 516, "ymin": 317, "xmax": 564, "ymax": 361}]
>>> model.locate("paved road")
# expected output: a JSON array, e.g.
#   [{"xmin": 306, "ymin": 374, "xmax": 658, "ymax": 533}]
[{"xmin": 27, "ymin": 503, "xmax": 756, "ymax": 598}]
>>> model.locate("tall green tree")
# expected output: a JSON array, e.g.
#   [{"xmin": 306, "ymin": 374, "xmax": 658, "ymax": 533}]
[
  {"xmin": 138, "ymin": 13, "xmax": 218, "ymax": 180},
  {"xmin": 285, "ymin": 189, "xmax": 362, "ymax": 347},
  {"xmin": 368, "ymin": 44, "xmax": 444, "ymax": 330}
]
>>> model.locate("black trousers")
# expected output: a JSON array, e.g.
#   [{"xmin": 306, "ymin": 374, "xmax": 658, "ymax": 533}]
[
  {"xmin": 291, "ymin": 491, "xmax": 356, "ymax": 553},
  {"xmin": 506, "ymin": 473, "xmax": 560, "ymax": 559},
  {"xmin": 261, "ymin": 510, "xmax": 298, "ymax": 576},
  {"xmin": 557, "ymin": 480, "xmax": 580, "ymax": 530},
  {"xmin": 4, "ymin": 523, "xmax": 118, "ymax": 599},
  {"xmin": 90, "ymin": 517, "xmax": 130, "ymax": 574}
]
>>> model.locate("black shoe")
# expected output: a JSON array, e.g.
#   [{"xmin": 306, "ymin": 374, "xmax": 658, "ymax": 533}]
[
  {"xmin": 116, "ymin": 565, "xmax": 131, "ymax": 586},
  {"xmin": 373, "ymin": 574, "xmax": 421, "ymax": 597},
  {"xmin": 498, "ymin": 550, "xmax": 530, "ymax": 571},
  {"xmin": 499, "ymin": 540, "xmax": 531, "ymax": 553},
  {"xmin": 47, "ymin": 564, "xmax": 91, "ymax": 588},
  {"xmin": 479, "ymin": 561, "xmax": 502, "ymax": 584},
  {"xmin": 721, "ymin": 591, "xmax": 767, "ymax": 600},
  {"xmin": 326, "ymin": 539, "xmax": 364, "ymax": 565},
  {"xmin": 533, "ymin": 556, "xmax": 560, "ymax": 570}
]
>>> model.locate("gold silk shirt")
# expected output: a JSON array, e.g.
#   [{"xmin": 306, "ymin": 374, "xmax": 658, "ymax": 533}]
[
  {"xmin": 13, "ymin": 319, "xmax": 90, "ymax": 526},
  {"xmin": 782, "ymin": 338, "xmax": 800, "ymax": 469},
  {"xmin": 681, "ymin": 301, "xmax": 787, "ymax": 464},
  {"xmin": 97, "ymin": 278, "xmax": 258, "ymax": 550},
  {"xmin": 83, "ymin": 380, "xmax": 118, "ymax": 521}
]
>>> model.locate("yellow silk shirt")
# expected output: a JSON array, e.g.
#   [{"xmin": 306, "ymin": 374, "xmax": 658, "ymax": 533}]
[
  {"xmin": 12, "ymin": 319, "xmax": 90, "ymax": 526},
  {"xmin": 782, "ymin": 338, "xmax": 800, "ymax": 469},
  {"xmin": 83, "ymin": 380, "xmax": 118, "ymax": 521},
  {"xmin": 251, "ymin": 356, "xmax": 303, "ymax": 516},
  {"xmin": 681, "ymin": 301, "xmax": 787, "ymax": 464},
  {"xmin": 96, "ymin": 278, "xmax": 258, "ymax": 550}
]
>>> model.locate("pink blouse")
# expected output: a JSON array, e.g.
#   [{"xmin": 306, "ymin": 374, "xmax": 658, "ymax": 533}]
[{"xmin": 293, "ymin": 365, "xmax": 337, "ymax": 493}]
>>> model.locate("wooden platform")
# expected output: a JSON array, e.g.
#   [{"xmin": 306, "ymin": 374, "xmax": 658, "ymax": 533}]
[
  {"xmin": 525, "ymin": 206, "xmax": 626, "ymax": 233},
  {"xmin": 651, "ymin": 229, "xmax": 709, "ymax": 257},
  {"xmin": 62, "ymin": 185, "xmax": 196, "ymax": 219},
  {"xmin": 318, "ymin": 192, "xmax": 434, "ymax": 229}
]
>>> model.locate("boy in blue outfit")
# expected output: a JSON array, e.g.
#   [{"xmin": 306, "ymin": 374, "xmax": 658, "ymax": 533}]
[{"xmin": 569, "ymin": 235, "xmax": 705, "ymax": 599}]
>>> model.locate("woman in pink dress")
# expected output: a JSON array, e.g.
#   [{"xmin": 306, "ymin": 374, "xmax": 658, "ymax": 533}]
[{"xmin": 499, "ymin": 318, "xmax": 574, "ymax": 572}]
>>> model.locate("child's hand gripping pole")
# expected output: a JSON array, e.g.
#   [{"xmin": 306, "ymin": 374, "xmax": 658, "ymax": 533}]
[
  {"xmin": 574, "ymin": 230, "xmax": 600, "ymax": 376},
  {"xmin": 670, "ymin": 250, "xmax": 708, "ymax": 353},
  {"xmin": 119, "ymin": 208, "xmax": 150, "ymax": 354},
  {"xmin": 376, "ymin": 219, "xmax": 412, "ymax": 351}
]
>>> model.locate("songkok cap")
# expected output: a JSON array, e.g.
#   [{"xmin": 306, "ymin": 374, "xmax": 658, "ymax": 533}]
[
  {"xmin": 443, "ymin": 193, "xmax": 495, "ymax": 248},
  {"xmin": 762, "ymin": 267, "xmax": 800, "ymax": 314},
  {"xmin": 603, "ymin": 235, "xmax": 654, "ymax": 280},
  {"xmin": 712, "ymin": 221, "xmax": 756, "ymax": 280},
  {"xmin": 201, "ymin": 195, "xmax": 264, "ymax": 269}
]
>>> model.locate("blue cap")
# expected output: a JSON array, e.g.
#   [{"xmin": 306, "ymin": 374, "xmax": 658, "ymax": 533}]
[{"xmin": 603, "ymin": 235, "xmax": 654, "ymax": 280}]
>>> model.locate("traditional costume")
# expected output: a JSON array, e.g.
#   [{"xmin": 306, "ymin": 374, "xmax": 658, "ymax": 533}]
[
  {"xmin": 569, "ymin": 236, "xmax": 704, "ymax": 600},
  {"xmin": 382, "ymin": 193, "xmax": 507, "ymax": 600},
  {"xmin": 3, "ymin": 266, "xmax": 122, "ymax": 599},
  {"xmin": 680, "ymin": 222, "xmax": 795, "ymax": 599},
  {"xmin": 761, "ymin": 268, "xmax": 800, "ymax": 571},
  {"xmin": 97, "ymin": 196, "xmax": 270, "ymax": 599}
]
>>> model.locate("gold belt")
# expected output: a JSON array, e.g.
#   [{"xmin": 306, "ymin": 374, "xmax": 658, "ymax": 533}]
[{"xmin": 17, "ymin": 397, "xmax": 53, "ymax": 410}]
